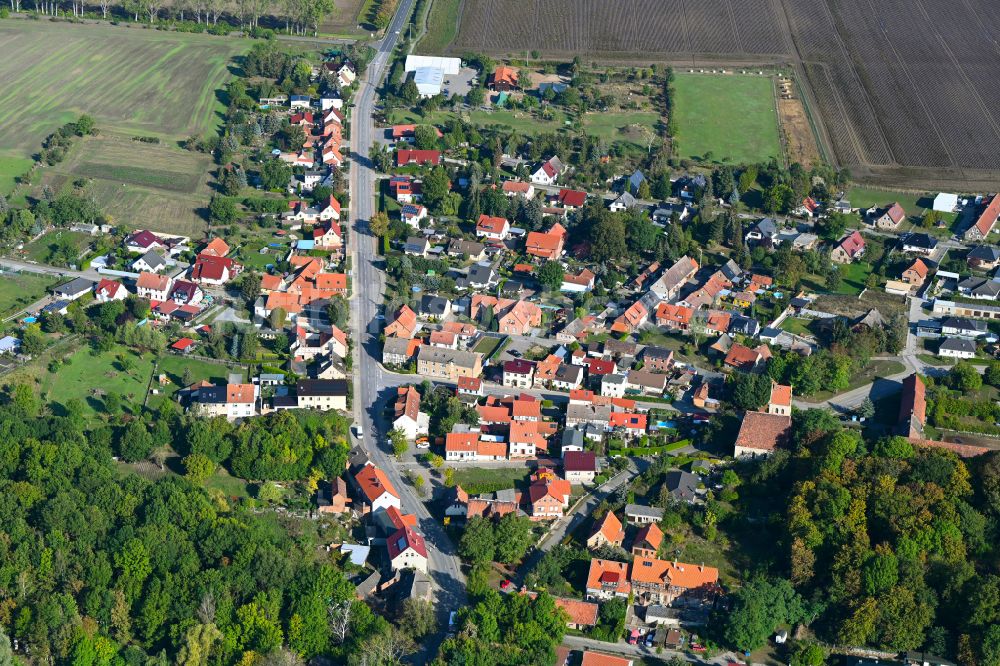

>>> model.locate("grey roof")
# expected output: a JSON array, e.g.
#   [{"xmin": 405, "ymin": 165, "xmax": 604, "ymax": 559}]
[
  {"xmin": 383, "ymin": 336, "xmax": 415, "ymax": 357},
  {"xmin": 624, "ymin": 503, "xmax": 664, "ymax": 520},
  {"xmin": 554, "ymin": 363, "xmax": 583, "ymax": 383},
  {"xmin": 417, "ymin": 345, "xmax": 480, "ymax": 369},
  {"xmin": 137, "ymin": 249, "xmax": 166, "ymax": 269},
  {"xmin": 902, "ymin": 232, "xmax": 938, "ymax": 250},
  {"xmin": 940, "ymin": 337, "xmax": 976, "ymax": 353},
  {"xmin": 355, "ymin": 570, "xmax": 381, "ymax": 598},
  {"xmin": 665, "ymin": 470, "xmax": 698, "ymax": 502},
  {"xmin": 0, "ymin": 336, "xmax": 20, "ymax": 352},
  {"xmin": 604, "ymin": 339, "xmax": 637, "ymax": 356},
  {"xmin": 942, "ymin": 316, "xmax": 988, "ymax": 333},
  {"xmin": 404, "ymin": 236, "xmax": 429, "ymax": 253},
  {"xmin": 467, "ymin": 262, "xmax": 497, "ymax": 286},
  {"xmin": 420, "ymin": 295, "xmax": 451, "ymax": 316},
  {"xmin": 642, "ymin": 345, "xmax": 673, "ymax": 361},
  {"xmin": 754, "ymin": 217, "xmax": 778, "ymax": 236},
  {"xmin": 612, "ymin": 191, "xmax": 637, "ymax": 208},
  {"xmin": 729, "ymin": 315, "xmax": 761, "ymax": 337},
  {"xmin": 561, "ymin": 428, "xmax": 584, "ymax": 448},
  {"xmin": 628, "ymin": 169, "xmax": 645, "ymax": 192},
  {"xmin": 341, "ymin": 543, "xmax": 371, "ymax": 566},
  {"xmin": 602, "ymin": 373, "xmax": 627, "ymax": 386},
  {"xmin": 448, "ymin": 238, "xmax": 485, "ymax": 256},
  {"xmin": 54, "ymin": 277, "xmax": 96, "ymax": 295},
  {"xmin": 720, "ymin": 259, "xmax": 742, "ymax": 281},
  {"xmin": 759, "ymin": 326, "xmax": 783, "ymax": 341},
  {"xmin": 968, "ymin": 245, "xmax": 1000, "ymax": 262},
  {"xmin": 297, "ymin": 379, "xmax": 348, "ymax": 396}
]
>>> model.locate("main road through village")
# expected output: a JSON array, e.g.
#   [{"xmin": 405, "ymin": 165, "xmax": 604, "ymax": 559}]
[{"xmin": 344, "ymin": 0, "xmax": 468, "ymax": 652}]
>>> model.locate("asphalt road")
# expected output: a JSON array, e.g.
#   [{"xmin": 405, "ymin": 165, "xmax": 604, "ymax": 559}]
[{"xmin": 343, "ymin": 0, "xmax": 467, "ymax": 651}]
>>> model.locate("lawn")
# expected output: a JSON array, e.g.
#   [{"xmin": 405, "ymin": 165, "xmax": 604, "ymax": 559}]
[
  {"xmin": 0, "ymin": 272, "xmax": 58, "ymax": 317},
  {"xmin": 581, "ymin": 111, "xmax": 661, "ymax": 145},
  {"xmin": 802, "ymin": 359, "xmax": 906, "ymax": 402},
  {"xmin": 671, "ymin": 74, "xmax": 781, "ymax": 165},
  {"xmin": 472, "ymin": 336, "xmax": 502, "ymax": 357},
  {"xmin": 388, "ymin": 108, "xmax": 570, "ymax": 135},
  {"xmin": 451, "ymin": 466, "xmax": 530, "ymax": 494},
  {"xmin": 22, "ymin": 230, "xmax": 93, "ymax": 265},
  {"xmin": 778, "ymin": 317, "xmax": 813, "ymax": 337},
  {"xmin": 837, "ymin": 261, "xmax": 875, "ymax": 295},
  {"xmin": 147, "ymin": 354, "xmax": 239, "ymax": 408},
  {"xmin": 846, "ymin": 187, "xmax": 929, "ymax": 215},
  {"xmin": 26, "ymin": 347, "xmax": 156, "ymax": 417},
  {"xmin": 419, "ymin": 0, "xmax": 463, "ymax": 53},
  {"xmin": 0, "ymin": 155, "xmax": 33, "ymax": 196},
  {"xmin": 0, "ymin": 21, "xmax": 246, "ymax": 156}
]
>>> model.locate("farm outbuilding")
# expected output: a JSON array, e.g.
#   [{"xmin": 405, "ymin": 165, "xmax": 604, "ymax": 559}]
[{"xmin": 404, "ymin": 55, "xmax": 461, "ymax": 76}]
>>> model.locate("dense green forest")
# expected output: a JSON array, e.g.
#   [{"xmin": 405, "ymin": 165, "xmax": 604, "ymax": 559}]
[
  {"xmin": 730, "ymin": 410, "xmax": 1000, "ymax": 663},
  {"xmin": 0, "ymin": 386, "xmax": 413, "ymax": 666}
]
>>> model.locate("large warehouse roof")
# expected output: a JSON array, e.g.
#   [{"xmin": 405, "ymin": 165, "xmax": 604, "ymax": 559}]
[{"xmin": 404, "ymin": 55, "xmax": 461, "ymax": 75}]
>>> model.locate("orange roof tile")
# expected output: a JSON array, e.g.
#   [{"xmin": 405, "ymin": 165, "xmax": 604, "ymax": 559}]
[
  {"xmin": 735, "ymin": 411, "xmax": 791, "ymax": 453},
  {"xmin": 586, "ymin": 559, "xmax": 631, "ymax": 595},
  {"xmin": 629, "ymin": 556, "xmax": 719, "ymax": 590},
  {"xmin": 354, "ymin": 465, "xmax": 399, "ymax": 502},
  {"xmin": 592, "ymin": 511, "xmax": 624, "ymax": 544}
]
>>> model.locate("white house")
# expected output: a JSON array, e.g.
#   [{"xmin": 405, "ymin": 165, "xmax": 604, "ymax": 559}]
[
  {"xmin": 531, "ymin": 156, "xmax": 564, "ymax": 185},
  {"xmin": 353, "ymin": 465, "xmax": 401, "ymax": 513},
  {"xmin": 135, "ymin": 272, "xmax": 172, "ymax": 301},
  {"xmin": 938, "ymin": 337, "xmax": 976, "ymax": 359},
  {"xmin": 94, "ymin": 278, "xmax": 128, "ymax": 303},
  {"xmin": 132, "ymin": 250, "xmax": 166, "ymax": 273},
  {"xmin": 392, "ymin": 386, "xmax": 429, "ymax": 440},
  {"xmin": 387, "ymin": 526, "xmax": 428, "ymax": 573}
]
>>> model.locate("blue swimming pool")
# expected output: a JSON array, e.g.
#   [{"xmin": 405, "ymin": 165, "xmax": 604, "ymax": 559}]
[{"xmin": 654, "ymin": 420, "xmax": 678, "ymax": 429}]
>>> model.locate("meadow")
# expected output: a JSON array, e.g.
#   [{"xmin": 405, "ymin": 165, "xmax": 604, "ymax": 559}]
[
  {"xmin": 45, "ymin": 135, "xmax": 214, "ymax": 237},
  {"xmin": 0, "ymin": 156, "xmax": 33, "ymax": 196},
  {"xmin": 0, "ymin": 21, "xmax": 245, "ymax": 154},
  {"xmin": 671, "ymin": 74, "xmax": 782, "ymax": 165},
  {"xmin": 0, "ymin": 272, "xmax": 58, "ymax": 318}
]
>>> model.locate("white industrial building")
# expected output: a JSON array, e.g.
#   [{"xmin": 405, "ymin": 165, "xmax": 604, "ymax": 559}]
[
  {"xmin": 933, "ymin": 192, "xmax": 959, "ymax": 213},
  {"xmin": 404, "ymin": 55, "xmax": 461, "ymax": 97}
]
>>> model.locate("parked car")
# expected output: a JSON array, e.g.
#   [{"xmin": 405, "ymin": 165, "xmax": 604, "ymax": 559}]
[{"xmin": 500, "ymin": 579, "xmax": 512, "ymax": 591}]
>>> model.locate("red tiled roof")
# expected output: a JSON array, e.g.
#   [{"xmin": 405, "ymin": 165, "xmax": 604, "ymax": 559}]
[
  {"xmin": 354, "ymin": 465, "xmax": 399, "ymax": 502},
  {"xmin": 564, "ymin": 450, "xmax": 597, "ymax": 472},
  {"xmin": 502, "ymin": 180, "xmax": 531, "ymax": 194},
  {"xmin": 609, "ymin": 412, "xmax": 647, "ymax": 430},
  {"xmin": 735, "ymin": 411, "xmax": 791, "ymax": 453},
  {"xmin": 558, "ymin": 189, "xmax": 587, "ymax": 207},
  {"xmin": 396, "ymin": 149, "xmax": 441, "ymax": 166},
  {"xmin": 171, "ymin": 337, "xmax": 195, "ymax": 351},
  {"xmin": 226, "ymin": 384, "xmax": 256, "ymax": 404},
  {"xmin": 770, "ymin": 382, "xmax": 792, "ymax": 408},
  {"xmin": 477, "ymin": 214, "xmax": 509, "ymax": 234},
  {"xmin": 898, "ymin": 373, "xmax": 926, "ymax": 431},
  {"xmin": 839, "ymin": 230, "xmax": 866, "ymax": 258},
  {"xmin": 972, "ymin": 194, "xmax": 1000, "ymax": 237},
  {"xmin": 629, "ymin": 556, "xmax": 719, "ymax": 590},
  {"xmin": 387, "ymin": 526, "xmax": 427, "ymax": 559},
  {"xmin": 591, "ymin": 511, "xmax": 624, "ymax": 544}
]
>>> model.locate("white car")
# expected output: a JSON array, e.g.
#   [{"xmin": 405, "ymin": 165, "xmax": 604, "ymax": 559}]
[
  {"xmin": 354, "ymin": 425, "xmax": 364, "ymax": 438},
  {"xmin": 416, "ymin": 441, "xmax": 430, "ymax": 449}
]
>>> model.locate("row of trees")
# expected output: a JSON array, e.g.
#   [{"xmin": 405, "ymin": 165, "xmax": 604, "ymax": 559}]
[{"xmin": 7, "ymin": 0, "xmax": 336, "ymax": 34}]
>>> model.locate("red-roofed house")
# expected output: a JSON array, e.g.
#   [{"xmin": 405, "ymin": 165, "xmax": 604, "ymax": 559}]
[
  {"xmin": 734, "ymin": 411, "xmax": 791, "ymax": 457},
  {"xmin": 489, "ymin": 65, "xmax": 519, "ymax": 91},
  {"xmin": 609, "ymin": 412, "xmax": 647, "ymax": 438},
  {"xmin": 563, "ymin": 450, "xmax": 598, "ymax": 484},
  {"xmin": 586, "ymin": 559, "xmax": 631, "ymax": 600},
  {"xmin": 353, "ymin": 465, "xmax": 401, "ymax": 513},
  {"xmin": 385, "ymin": 305, "xmax": 417, "ymax": 339},
  {"xmin": 396, "ymin": 149, "xmax": 441, "ymax": 166},
  {"xmin": 136, "ymin": 272, "xmax": 172, "ymax": 301},
  {"xmin": 387, "ymin": 526, "xmax": 428, "ymax": 573},
  {"xmin": 558, "ymin": 188, "xmax": 587, "ymax": 209},
  {"xmin": 611, "ymin": 300, "xmax": 649, "ymax": 334},
  {"xmin": 476, "ymin": 214, "xmax": 511, "ymax": 241},
  {"xmin": 444, "ymin": 432, "xmax": 507, "ymax": 461},
  {"xmin": 902, "ymin": 258, "xmax": 929, "ymax": 287},
  {"xmin": 874, "ymin": 202, "xmax": 906, "ymax": 229},
  {"xmin": 201, "ymin": 237, "xmax": 230, "ymax": 257},
  {"xmin": 527, "ymin": 470, "xmax": 571, "ymax": 520},
  {"xmin": 526, "ymin": 223, "xmax": 567, "ymax": 260},
  {"xmin": 95, "ymin": 278, "xmax": 128, "ymax": 302},
  {"xmin": 898, "ymin": 373, "xmax": 926, "ymax": 438},
  {"xmin": 501, "ymin": 180, "xmax": 534, "ymax": 199},
  {"xmin": 655, "ymin": 303, "xmax": 693, "ymax": 330},
  {"xmin": 724, "ymin": 343, "xmax": 768, "ymax": 371},
  {"xmin": 587, "ymin": 511, "xmax": 624, "ymax": 550},
  {"xmin": 531, "ymin": 156, "xmax": 563, "ymax": 185},
  {"xmin": 831, "ymin": 230, "xmax": 866, "ymax": 264},
  {"xmin": 191, "ymin": 254, "xmax": 238, "ymax": 285},
  {"xmin": 964, "ymin": 194, "xmax": 1000, "ymax": 241}
]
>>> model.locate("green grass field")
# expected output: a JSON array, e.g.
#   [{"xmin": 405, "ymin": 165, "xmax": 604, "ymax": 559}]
[
  {"xmin": 32, "ymin": 348, "xmax": 156, "ymax": 415},
  {"xmin": 846, "ymin": 187, "xmax": 929, "ymax": 214},
  {"xmin": 419, "ymin": 0, "xmax": 462, "ymax": 53},
  {"xmin": 451, "ymin": 466, "xmax": 530, "ymax": 494},
  {"xmin": 23, "ymin": 230, "xmax": 93, "ymax": 264},
  {"xmin": 581, "ymin": 112, "xmax": 661, "ymax": 144},
  {"xmin": 0, "ymin": 155, "xmax": 33, "ymax": 196},
  {"xmin": 0, "ymin": 21, "xmax": 246, "ymax": 155},
  {"xmin": 0, "ymin": 272, "xmax": 58, "ymax": 317},
  {"xmin": 672, "ymin": 74, "xmax": 781, "ymax": 165}
]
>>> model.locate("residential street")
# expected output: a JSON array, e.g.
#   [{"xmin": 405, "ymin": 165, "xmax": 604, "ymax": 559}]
[{"xmin": 344, "ymin": 0, "xmax": 467, "ymax": 652}]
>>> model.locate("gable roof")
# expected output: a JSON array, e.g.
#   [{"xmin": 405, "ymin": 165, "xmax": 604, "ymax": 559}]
[
  {"xmin": 137, "ymin": 271, "xmax": 170, "ymax": 291},
  {"xmin": 477, "ymin": 214, "xmax": 509, "ymax": 234},
  {"xmin": 972, "ymin": 194, "xmax": 1000, "ymax": 237},
  {"xmin": 201, "ymin": 237, "xmax": 230, "ymax": 257},
  {"xmin": 354, "ymin": 465, "xmax": 399, "ymax": 502},
  {"xmin": 838, "ymin": 230, "xmax": 866, "ymax": 257},
  {"xmin": 558, "ymin": 188, "xmax": 587, "ymax": 207},
  {"xmin": 586, "ymin": 558, "xmax": 631, "ymax": 594},
  {"xmin": 629, "ymin": 556, "xmax": 720, "ymax": 590},
  {"xmin": 898, "ymin": 373, "xmax": 926, "ymax": 433},
  {"xmin": 735, "ymin": 411, "xmax": 791, "ymax": 453},
  {"xmin": 906, "ymin": 258, "xmax": 929, "ymax": 279},
  {"xmin": 564, "ymin": 450, "xmax": 597, "ymax": 472},
  {"xmin": 591, "ymin": 511, "xmax": 624, "ymax": 544},
  {"xmin": 633, "ymin": 522, "xmax": 663, "ymax": 553},
  {"xmin": 387, "ymin": 526, "xmax": 427, "ymax": 559}
]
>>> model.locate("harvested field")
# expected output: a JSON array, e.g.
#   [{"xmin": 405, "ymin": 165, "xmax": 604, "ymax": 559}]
[
  {"xmin": 450, "ymin": 0, "xmax": 788, "ymax": 58},
  {"xmin": 0, "ymin": 21, "xmax": 245, "ymax": 156},
  {"xmin": 777, "ymin": 93, "xmax": 820, "ymax": 168},
  {"xmin": 44, "ymin": 136, "xmax": 213, "ymax": 237},
  {"xmin": 442, "ymin": 0, "xmax": 1000, "ymax": 182}
]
